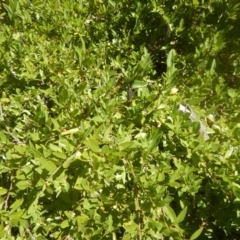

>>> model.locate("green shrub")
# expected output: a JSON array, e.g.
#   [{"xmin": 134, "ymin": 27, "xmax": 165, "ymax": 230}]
[{"xmin": 0, "ymin": 0, "xmax": 240, "ymax": 239}]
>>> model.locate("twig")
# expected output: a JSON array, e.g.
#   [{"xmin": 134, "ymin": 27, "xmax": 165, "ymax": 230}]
[
  {"xmin": 26, "ymin": 228, "xmax": 36, "ymax": 240},
  {"xmin": 0, "ymin": 102, "xmax": 4, "ymax": 121},
  {"xmin": 135, "ymin": 186, "xmax": 142, "ymax": 240},
  {"xmin": 5, "ymin": 126, "xmax": 24, "ymax": 145},
  {"xmin": 4, "ymin": 177, "xmax": 13, "ymax": 211},
  {"xmin": 125, "ymin": 159, "xmax": 142, "ymax": 240}
]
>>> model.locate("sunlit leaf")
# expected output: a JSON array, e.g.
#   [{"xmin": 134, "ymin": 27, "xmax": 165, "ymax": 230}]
[
  {"xmin": 176, "ymin": 207, "xmax": 187, "ymax": 224},
  {"xmin": 85, "ymin": 138, "xmax": 100, "ymax": 152},
  {"xmin": 163, "ymin": 206, "xmax": 177, "ymax": 223},
  {"xmin": 190, "ymin": 227, "xmax": 203, "ymax": 240},
  {"xmin": 0, "ymin": 188, "xmax": 7, "ymax": 196},
  {"xmin": 132, "ymin": 80, "xmax": 147, "ymax": 89}
]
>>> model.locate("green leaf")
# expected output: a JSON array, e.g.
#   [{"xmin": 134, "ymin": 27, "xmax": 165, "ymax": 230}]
[
  {"xmin": 205, "ymin": 105, "xmax": 219, "ymax": 115},
  {"xmin": 59, "ymin": 88, "xmax": 69, "ymax": 103},
  {"xmin": 74, "ymin": 177, "xmax": 89, "ymax": 191},
  {"xmin": 210, "ymin": 59, "xmax": 216, "ymax": 75},
  {"xmin": 38, "ymin": 158, "xmax": 57, "ymax": 173},
  {"xmin": 123, "ymin": 221, "xmax": 138, "ymax": 234},
  {"xmin": 163, "ymin": 205, "xmax": 177, "ymax": 223},
  {"xmin": 53, "ymin": 151, "xmax": 67, "ymax": 160},
  {"xmin": 122, "ymin": 233, "xmax": 131, "ymax": 240},
  {"xmin": 60, "ymin": 220, "xmax": 69, "ymax": 229},
  {"xmin": 61, "ymin": 128, "xmax": 79, "ymax": 136},
  {"xmin": 76, "ymin": 214, "xmax": 89, "ymax": 224},
  {"xmin": 0, "ymin": 187, "xmax": 7, "ymax": 195},
  {"xmin": 85, "ymin": 138, "xmax": 100, "ymax": 152},
  {"xmin": 9, "ymin": 211, "xmax": 24, "ymax": 223},
  {"xmin": 119, "ymin": 141, "xmax": 135, "ymax": 150},
  {"xmin": 0, "ymin": 224, "xmax": 6, "ymax": 238},
  {"xmin": 78, "ymin": 82, "xmax": 87, "ymax": 92},
  {"xmin": 176, "ymin": 207, "xmax": 187, "ymax": 223},
  {"xmin": 132, "ymin": 80, "xmax": 147, "ymax": 89},
  {"xmin": 157, "ymin": 196, "xmax": 174, "ymax": 207},
  {"xmin": 62, "ymin": 153, "xmax": 78, "ymax": 168},
  {"xmin": 148, "ymin": 218, "xmax": 163, "ymax": 231},
  {"xmin": 83, "ymin": 199, "xmax": 91, "ymax": 210},
  {"xmin": 14, "ymin": 145, "xmax": 27, "ymax": 154},
  {"xmin": 188, "ymin": 97, "xmax": 205, "ymax": 105},
  {"xmin": 10, "ymin": 199, "xmax": 24, "ymax": 212},
  {"xmin": 228, "ymin": 89, "xmax": 236, "ymax": 98},
  {"xmin": 51, "ymin": 119, "xmax": 60, "ymax": 130},
  {"xmin": 80, "ymin": 36, "xmax": 86, "ymax": 55},
  {"xmin": 167, "ymin": 49, "xmax": 176, "ymax": 68},
  {"xmin": 193, "ymin": 0, "xmax": 199, "ymax": 6},
  {"xmin": 0, "ymin": 132, "xmax": 8, "ymax": 143},
  {"xmin": 190, "ymin": 227, "xmax": 203, "ymax": 240},
  {"xmin": 49, "ymin": 144, "xmax": 63, "ymax": 152},
  {"xmin": 16, "ymin": 181, "xmax": 30, "ymax": 190},
  {"xmin": 158, "ymin": 172, "xmax": 165, "ymax": 182},
  {"xmin": 29, "ymin": 143, "xmax": 43, "ymax": 158}
]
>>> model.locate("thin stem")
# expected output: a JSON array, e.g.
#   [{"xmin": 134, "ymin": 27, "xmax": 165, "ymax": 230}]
[
  {"xmin": 126, "ymin": 159, "xmax": 142, "ymax": 240},
  {"xmin": 4, "ymin": 176, "xmax": 13, "ymax": 211}
]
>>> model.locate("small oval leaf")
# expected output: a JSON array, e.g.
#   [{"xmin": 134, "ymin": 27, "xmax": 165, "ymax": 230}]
[
  {"xmin": 132, "ymin": 80, "xmax": 147, "ymax": 89},
  {"xmin": 85, "ymin": 139, "xmax": 99, "ymax": 152},
  {"xmin": 163, "ymin": 205, "xmax": 177, "ymax": 223},
  {"xmin": 176, "ymin": 206, "xmax": 188, "ymax": 223},
  {"xmin": 190, "ymin": 227, "xmax": 203, "ymax": 240}
]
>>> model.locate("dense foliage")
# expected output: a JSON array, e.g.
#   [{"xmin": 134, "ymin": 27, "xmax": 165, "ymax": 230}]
[{"xmin": 1, "ymin": 0, "xmax": 240, "ymax": 239}]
